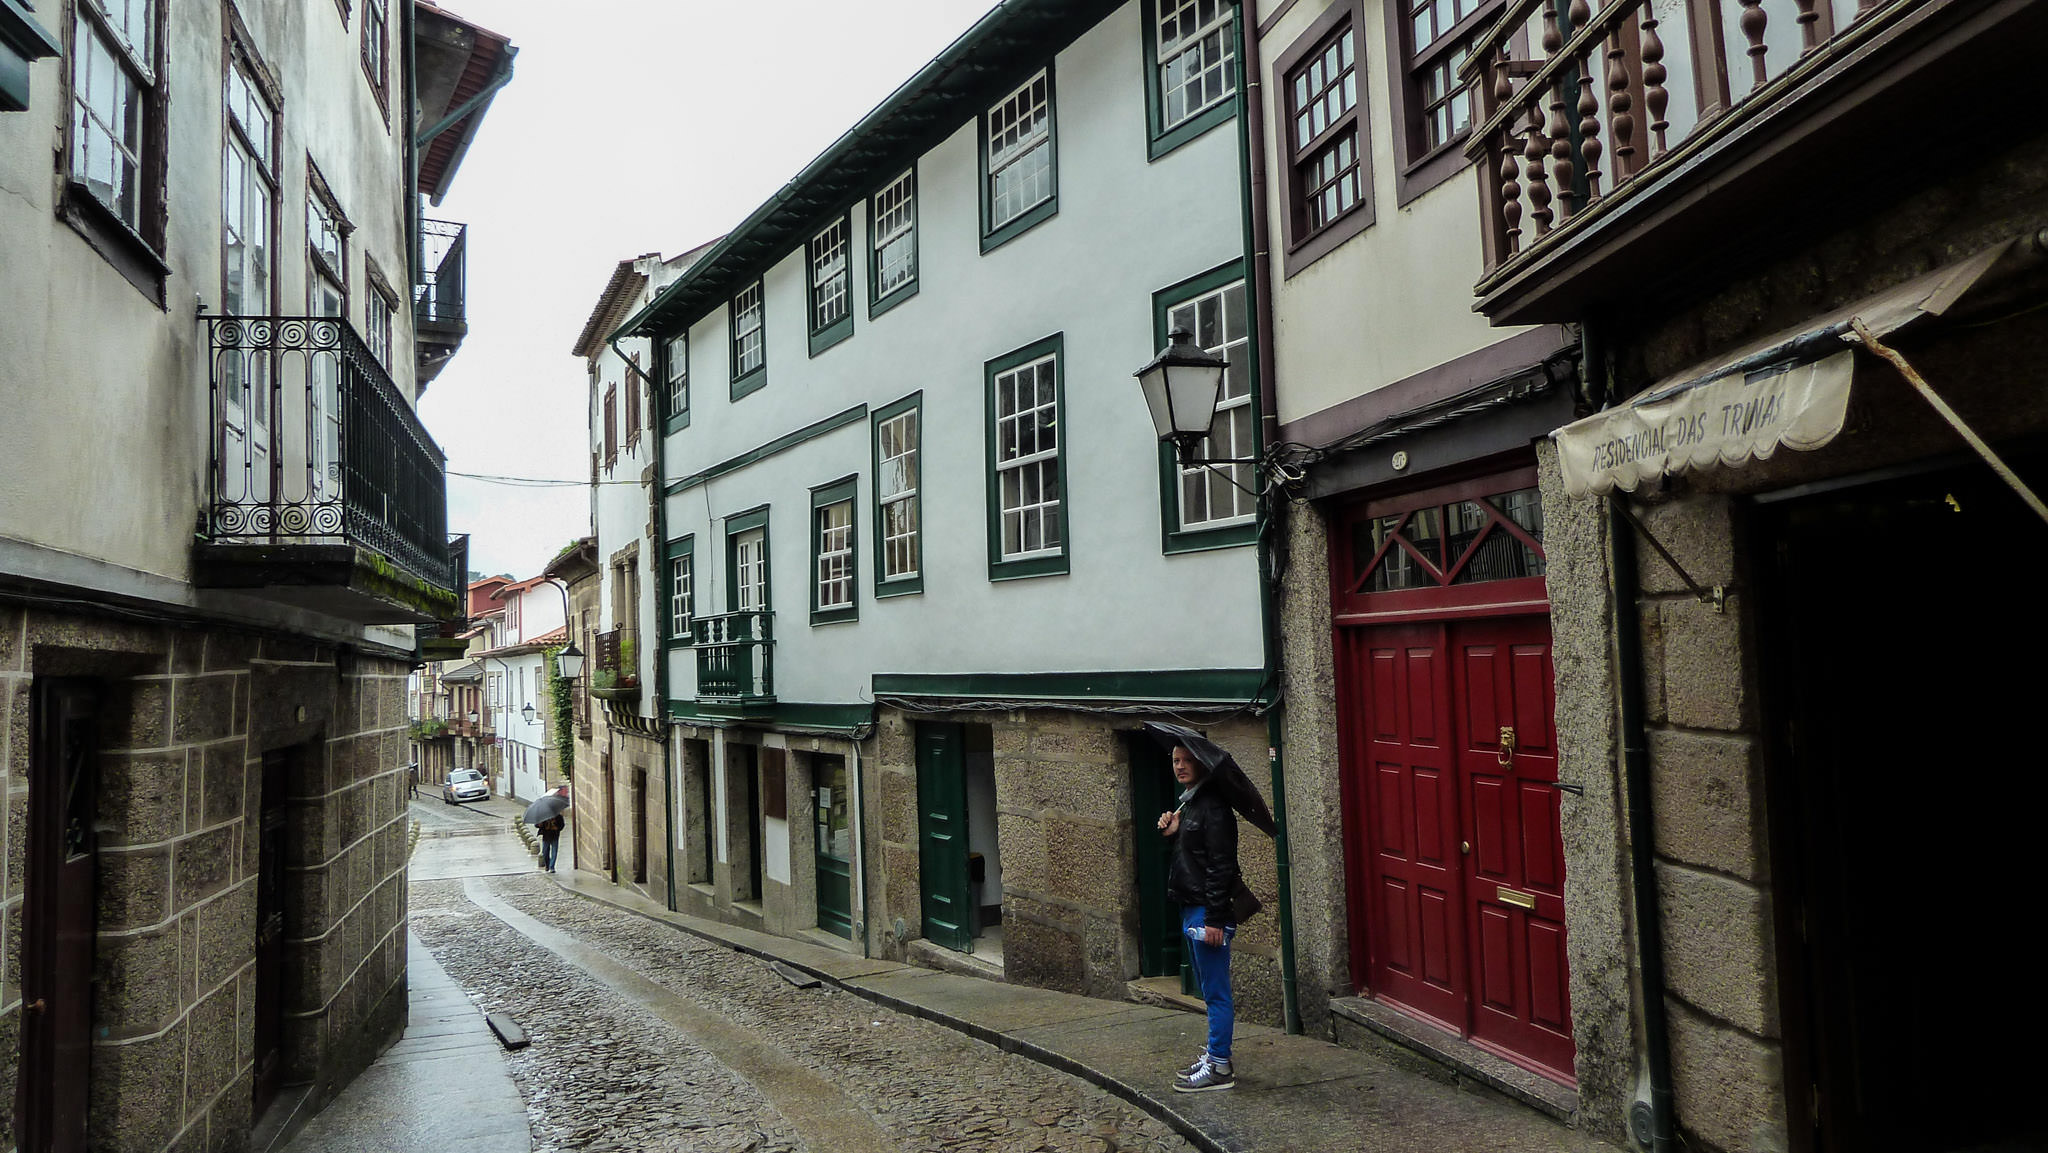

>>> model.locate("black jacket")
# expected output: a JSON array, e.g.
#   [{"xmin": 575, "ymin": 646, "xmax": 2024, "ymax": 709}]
[{"xmin": 1166, "ymin": 783, "xmax": 1240, "ymax": 927}]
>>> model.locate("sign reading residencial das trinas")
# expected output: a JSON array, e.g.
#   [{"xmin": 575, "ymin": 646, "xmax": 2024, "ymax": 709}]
[{"xmin": 1554, "ymin": 353, "xmax": 1855, "ymax": 497}]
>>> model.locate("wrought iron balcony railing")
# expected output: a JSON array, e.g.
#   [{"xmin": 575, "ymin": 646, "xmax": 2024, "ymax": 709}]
[
  {"xmin": 415, "ymin": 218, "xmax": 467, "ymax": 334},
  {"xmin": 203, "ymin": 315, "xmax": 455, "ymax": 598},
  {"xmin": 695, "ymin": 610, "xmax": 775, "ymax": 704},
  {"xmin": 1465, "ymin": 0, "xmax": 1924, "ymax": 287},
  {"xmin": 592, "ymin": 625, "xmax": 641, "ymax": 700}
]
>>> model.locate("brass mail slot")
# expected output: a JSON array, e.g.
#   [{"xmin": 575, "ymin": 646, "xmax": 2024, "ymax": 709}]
[{"xmin": 1497, "ymin": 887, "xmax": 1537, "ymax": 910}]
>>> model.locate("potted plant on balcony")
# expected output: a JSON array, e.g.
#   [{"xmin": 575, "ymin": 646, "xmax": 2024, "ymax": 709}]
[
  {"xmin": 407, "ymin": 717, "xmax": 448, "ymax": 741},
  {"xmin": 591, "ymin": 634, "xmax": 641, "ymax": 703}
]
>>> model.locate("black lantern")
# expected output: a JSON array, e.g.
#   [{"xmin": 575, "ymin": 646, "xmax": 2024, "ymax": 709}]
[
  {"xmin": 1134, "ymin": 327, "xmax": 1229, "ymax": 460},
  {"xmin": 521, "ymin": 702, "xmax": 537, "ymax": 725},
  {"xmin": 556, "ymin": 640, "xmax": 585, "ymax": 680}
]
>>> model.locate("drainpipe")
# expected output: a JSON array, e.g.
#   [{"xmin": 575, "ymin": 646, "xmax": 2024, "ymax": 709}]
[
  {"xmin": 611, "ymin": 331, "xmax": 681, "ymax": 912},
  {"xmin": 1592, "ymin": 318, "xmax": 1675, "ymax": 1153},
  {"xmin": 849, "ymin": 737, "xmax": 873, "ymax": 959},
  {"xmin": 402, "ymin": 0, "xmax": 417, "ymax": 290},
  {"xmin": 1235, "ymin": 0, "xmax": 1302, "ymax": 1037}
]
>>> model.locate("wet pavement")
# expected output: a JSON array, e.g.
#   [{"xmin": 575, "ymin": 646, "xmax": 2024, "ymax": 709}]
[{"xmin": 282, "ymin": 795, "xmax": 1617, "ymax": 1153}]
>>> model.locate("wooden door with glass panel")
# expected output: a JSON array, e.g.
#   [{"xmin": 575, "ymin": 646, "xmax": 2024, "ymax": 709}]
[{"xmin": 1334, "ymin": 466, "xmax": 1574, "ymax": 1082}]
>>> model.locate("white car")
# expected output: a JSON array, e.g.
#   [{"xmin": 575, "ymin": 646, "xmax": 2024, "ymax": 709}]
[{"xmin": 442, "ymin": 768, "xmax": 489, "ymax": 804}]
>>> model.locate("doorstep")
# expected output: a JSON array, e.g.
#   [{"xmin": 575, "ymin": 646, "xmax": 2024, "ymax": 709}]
[
  {"xmin": 1328, "ymin": 996, "xmax": 1579, "ymax": 1125},
  {"xmin": 905, "ymin": 936, "xmax": 1005, "ymax": 982},
  {"xmin": 1126, "ymin": 975, "xmax": 1204, "ymax": 1015}
]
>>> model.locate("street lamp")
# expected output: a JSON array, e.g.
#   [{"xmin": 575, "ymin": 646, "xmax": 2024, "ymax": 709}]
[
  {"xmin": 521, "ymin": 702, "xmax": 537, "ymax": 726},
  {"xmin": 555, "ymin": 640, "xmax": 585, "ymax": 681},
  {"xmin": 1135, "ymin": 327, "xmax": 1234, "ymax": 464},
  {"xmin": 467, "ymin": 710, "xmax": 480, "ymax": 724}
]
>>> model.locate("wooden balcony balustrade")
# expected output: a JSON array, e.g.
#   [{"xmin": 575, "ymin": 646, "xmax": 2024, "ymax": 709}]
[
  {"xmin": 695, "ymin": 611, "xmax": 775, "ymax": 712},
  {"xmin": 1463, "ymin": 0, "xmax": 1956, "ymax": 299}
]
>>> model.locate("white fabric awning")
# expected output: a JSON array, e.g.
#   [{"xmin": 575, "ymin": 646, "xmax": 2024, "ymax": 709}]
[{"xmin": 1553, "ymin": 242, "xmax": 2014, "ymax": 497}]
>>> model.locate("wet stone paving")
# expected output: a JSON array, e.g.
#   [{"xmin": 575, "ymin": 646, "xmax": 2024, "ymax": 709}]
[{"xmin": 410, "ymin": 874, "xmax": 1193, "ymax": 1153}]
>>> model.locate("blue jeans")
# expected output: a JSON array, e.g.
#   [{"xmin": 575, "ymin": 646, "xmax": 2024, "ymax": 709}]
[
  {"xmin": 540, "ymin": 838, "xmax": 559, "ymax": 870},
  {"xmin": 1182, "ymin": 905, "xmax": 1235, "ymax": 1062}
]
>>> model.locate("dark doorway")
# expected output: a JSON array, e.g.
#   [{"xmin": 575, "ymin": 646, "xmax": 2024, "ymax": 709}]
[
  {"xmin": 725, "ymin": 743, "xmax": 761, "ymax": 903},
  {"xmin": 630, "ymin": 768, "xmax": 648, "ymax": 885},
  {"xmin": 16, "ymin": 679, "xmax": 100, "ymax": 1153},
  {"xmin": 1758, "ymin": 454, "xmax": 2048, "ymax": 1153},
  {"xmin": 1129, "ymin": 732, "xmax": 1184, "ymax": 981},
  {"xmin": 813, "ymin": 754, "xmax": 853, "ymax": 939},
  {"xmin": 253, "ymin": 752, "xmax": 290, "ymax": 1118}
]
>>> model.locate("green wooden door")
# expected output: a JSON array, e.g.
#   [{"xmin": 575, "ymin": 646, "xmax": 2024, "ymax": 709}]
[
  {"xmin": 916, "ymin": 722, "xmax": 973, "ymax": 952},
  {"xmin": 1131, "ymin": 736, "xmax": 1185, "ymax": 980},
  {"xmin": 814, "ymin": 755, "xmax": 853, "ymax": 939}
]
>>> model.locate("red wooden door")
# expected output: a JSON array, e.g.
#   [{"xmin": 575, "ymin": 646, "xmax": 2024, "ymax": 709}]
[
  {"xmin": 1451, "ymin": 617, "xmax": 1574, "ymax": 1079},
  {"xmin": 1346, "ymin": 624, "xmax": 1466, "ymax": 1029}
]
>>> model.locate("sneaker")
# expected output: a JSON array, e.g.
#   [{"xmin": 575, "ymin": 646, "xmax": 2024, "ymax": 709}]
[
  {"xmin": 1173, "ymin": 1059, "xmax": 1234, "ymax": 1093},
  {"xmin": 1177, "ymin": 1052, "xmax": 1210, "ymax": 1080}
]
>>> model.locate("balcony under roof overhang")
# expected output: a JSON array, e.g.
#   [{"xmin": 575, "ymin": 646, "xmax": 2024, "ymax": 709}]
[{"xmin": 616, "ymin": 0, "xmax": 1123, "ymax": 343}]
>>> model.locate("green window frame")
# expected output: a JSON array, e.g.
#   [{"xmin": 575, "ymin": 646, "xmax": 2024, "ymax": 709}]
[
  {"xmin": 867, "ymin": 167, "xmax": 919, "ymax": 319},
  {"xmin": 725, "ymin": 505, "xmax": 771, "ymax": 612},
  {"xmin": 1141, "ymin": 0, "xmax": 1239, "ymax": 160},
  {"xmin": 810, "ymin": 476, "xmax": 859, "ymax": 626},
  {"xmin": 1153, "ymin": 261, "xmax": 1260, "ymax": 553},
  {"xmin": 978, "ymin": 66, "xmax": 1059, "ymax": 254},
  {"xmin": 663, "ymin": 330, "xmax": 690, "ymax": 433},
  {"xmin": 807, "ymin": 213, "xmax": 854, "ymax": 356},
  {"xmin": 664, "ymin": 534, "xmax": 695, "ymax": 645},
  {"xmin": 730, "ymin": 280, "xmax": 767, "ymax": 401},
  {"xmin": 871, "ymin": 392, "xmax": 923, "ymax": 598},
  {"xmin": 983, "ymin": 333, "xmax": 1070, "ymax": 581}
]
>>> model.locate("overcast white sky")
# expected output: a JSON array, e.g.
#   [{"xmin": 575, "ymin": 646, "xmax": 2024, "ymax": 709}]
[{"xmin": 418, "ymin": 0, "xmax": 995, "ymax": 579}]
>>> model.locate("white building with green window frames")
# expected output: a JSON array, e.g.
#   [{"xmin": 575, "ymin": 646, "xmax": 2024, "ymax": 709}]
[{"xmin": 611, "ymin": 0, "xmax": 1291, "ymax": 1020}]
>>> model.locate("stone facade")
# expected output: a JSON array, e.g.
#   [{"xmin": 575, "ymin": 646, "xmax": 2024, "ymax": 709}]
[
  {"xmin": 1542, "ymin": 109, "xmax": 2048, "ymax": 1153},
  {"xmin": 1, "ymin": 605, "xmax": 411, "ymax": 1153},
  {"xmin": 866, "ymin": 707, "xmax": 1284, "ymax": 1027}
]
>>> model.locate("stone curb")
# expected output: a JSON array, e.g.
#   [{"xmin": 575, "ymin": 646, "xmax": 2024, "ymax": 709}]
[{"xmin": 544, "ymin": 875, "xmax": 1237, "ymax": 1153}]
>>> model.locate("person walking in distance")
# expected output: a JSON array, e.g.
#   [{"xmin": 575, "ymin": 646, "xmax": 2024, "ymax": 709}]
[
  {"xmin": 537, "ymin": 812, "xmax": 564, "ymax": 872},
  {"xmin": 1159, "ymin": 743, "xmax": 1240, "ymax": 1092}
]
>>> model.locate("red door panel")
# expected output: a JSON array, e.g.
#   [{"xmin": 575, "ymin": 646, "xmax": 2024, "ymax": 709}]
[
  {"xmin": 1453, "ymin": 619, "xmax": 1575, "ymax": 1081},
  {"xmin": 1344, "ymin": 625, "xmax": 1466, "ymax": 1029}
]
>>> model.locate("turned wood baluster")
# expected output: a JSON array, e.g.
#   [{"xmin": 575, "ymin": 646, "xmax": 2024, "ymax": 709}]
[
  {"xmin": 1642, "ymin": 8, "xmax": 1670, "ymax": 156},
  {"xmin": 1578, "ymin": 49, "xmax": 1603, "ymax": 201},
  {"xmin": 1500, "ymin": 143, "xmax": 1524, "ymax": 253},
  {"xmin": 1496, "ymin": 60, "xmax": 1523, "ymax": 254},
  {"xmin": 1607, "ymin": 31, "xmax": 1635, "ymax": 178},
  {"xmin": 1525, "ymin": 116, "xmax": 1553, "ymax": 235},
  {"xmin": 1547, "ymin": 83, "xmax": 1575, "ymax": 217},
  {"xmin": 1794, "ymin": 0, "xmax": 1821, "ymax": 49},
  {"xmin": 1739, "ymin": 0, "xmax": 1770, "ymax": 88}
]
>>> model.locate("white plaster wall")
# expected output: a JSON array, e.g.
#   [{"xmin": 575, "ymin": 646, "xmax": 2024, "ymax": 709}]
[
  {"xmin": 660, "ymin": 4, "xmax": 1261, "ymax": 707},
  {"xmin": 1253, "ymin": 0, "xmax": 1538, "ymax": 427},
  {"xmin": 0, "ymin": 1, "xmax": 416, "ymax": 583}
]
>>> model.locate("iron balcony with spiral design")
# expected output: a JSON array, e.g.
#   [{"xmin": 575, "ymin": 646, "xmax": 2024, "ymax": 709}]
[{"xmin": 194, "ymin": 315, "xmax": 463, "ymax": 625}]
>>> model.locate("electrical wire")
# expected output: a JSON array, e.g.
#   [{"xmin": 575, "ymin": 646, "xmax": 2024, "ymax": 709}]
[{"xmin": 447, "ymin": 470, "xmax": 646, "ymax": 487}]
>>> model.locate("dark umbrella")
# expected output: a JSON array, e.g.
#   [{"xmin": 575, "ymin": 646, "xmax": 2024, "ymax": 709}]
[
  {"xmin": 524, "ymin": 793, "xmax": 569, "ymax": 825},
  {"xmin": 1142, "ymin": 721, "xmax": 1276, "ymax": 837}
]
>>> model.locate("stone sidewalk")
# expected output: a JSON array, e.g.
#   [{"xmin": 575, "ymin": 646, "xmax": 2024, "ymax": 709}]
[
  {"xmin": 276, "ymin": 933, "xmax": 531, "ymax": 1153},
  {"xmin": 550, "ymin": 870, "xmax": 1622, "ymax": 1153}
]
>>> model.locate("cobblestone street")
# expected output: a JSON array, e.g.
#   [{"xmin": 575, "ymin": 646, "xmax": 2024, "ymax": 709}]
[{"xmin": 405, "ymin": 809, "xmax": 1190, "ymax": 1153}]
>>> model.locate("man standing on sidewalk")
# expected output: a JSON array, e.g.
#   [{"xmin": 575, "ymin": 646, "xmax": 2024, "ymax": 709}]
[{"xmin": 1159, "ymin": 743, "xmax": 1240, "ymax": 1092}]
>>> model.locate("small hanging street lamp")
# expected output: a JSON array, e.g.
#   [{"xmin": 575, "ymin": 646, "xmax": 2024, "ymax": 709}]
[
  {"xmin": 521, "ymin": 702, "xmax": 537, "ymax": 726},
  {"xmin": 1134, "ymin": 327, "xmax": 1231, "ymax": 463},
  {"xmin": 555, "ymin": 640, "xmax": 585, "ymax": 681}
]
